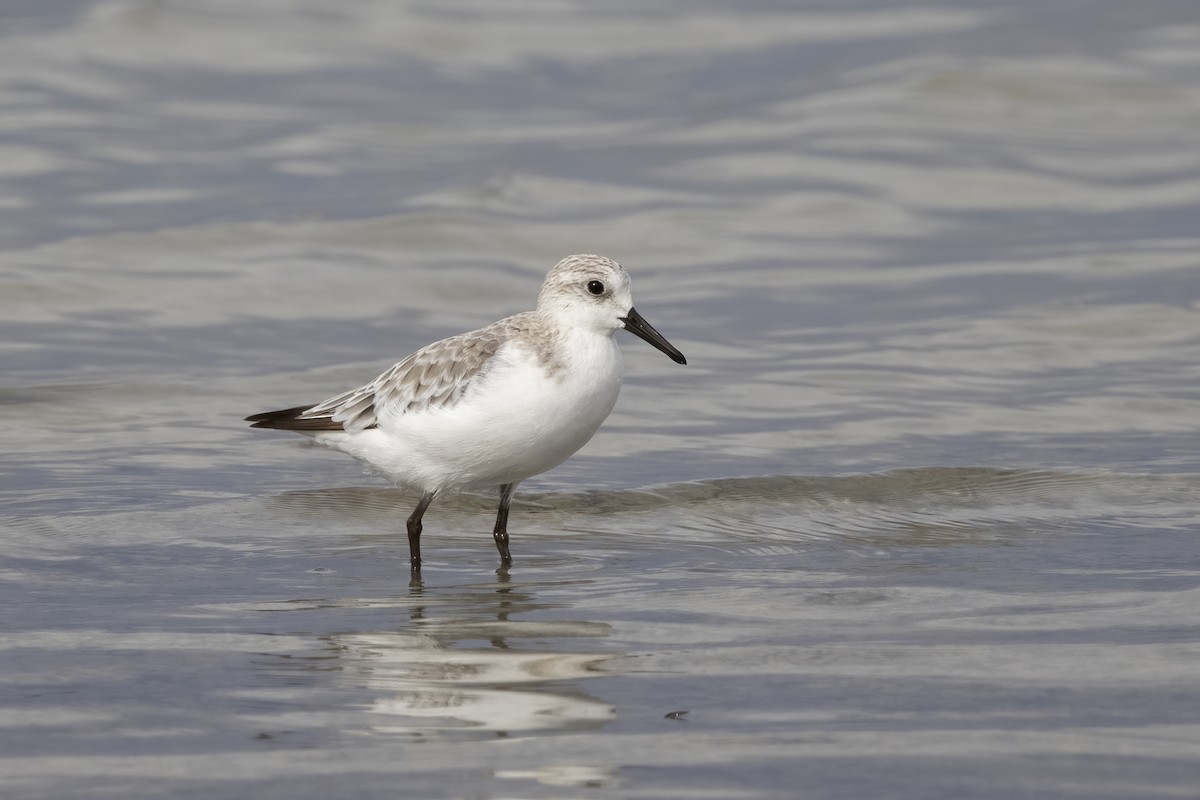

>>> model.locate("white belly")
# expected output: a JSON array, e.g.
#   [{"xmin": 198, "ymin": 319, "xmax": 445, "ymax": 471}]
[{"xmin": 319, "ymin": 333, "xmax": 623, "ymax": 490}]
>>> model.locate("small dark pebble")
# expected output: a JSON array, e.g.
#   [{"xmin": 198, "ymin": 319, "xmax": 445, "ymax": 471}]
[{"xmin": 664, "ymin": 710, "xmax": 689, "ymax": 720}]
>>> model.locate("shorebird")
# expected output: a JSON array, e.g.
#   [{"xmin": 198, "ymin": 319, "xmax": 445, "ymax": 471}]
[{"xmin": 246, "ymin": 254, "xmax": 686, "ymax": 571}]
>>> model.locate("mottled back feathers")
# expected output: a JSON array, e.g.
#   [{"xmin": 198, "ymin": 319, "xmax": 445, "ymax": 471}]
[{"xmin": 246, "ymin": 313, "xmax": 554, "ymax": 434}]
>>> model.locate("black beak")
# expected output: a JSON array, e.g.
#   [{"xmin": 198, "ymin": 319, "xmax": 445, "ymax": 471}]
[{"xmin": 621, "ymin": 307, "xmax": 687, "ymax": 365}]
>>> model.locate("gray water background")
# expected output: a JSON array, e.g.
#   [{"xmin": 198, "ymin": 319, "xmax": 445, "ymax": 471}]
[{"xmin": 2, "ymin": 1, "xmax": 1200, "ymax": 798}]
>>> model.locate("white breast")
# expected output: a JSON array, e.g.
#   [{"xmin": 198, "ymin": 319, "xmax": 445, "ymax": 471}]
[{"xmin": 324, "ymin": 329, "xmax": 624, "ymax": 491}]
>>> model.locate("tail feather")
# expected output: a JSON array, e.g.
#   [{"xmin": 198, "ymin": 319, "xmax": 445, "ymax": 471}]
[{"xmin": 245, "ymin": 405, "xmax": 344, "ymax": 432}]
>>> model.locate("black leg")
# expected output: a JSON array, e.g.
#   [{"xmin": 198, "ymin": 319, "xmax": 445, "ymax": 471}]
[
  {"xmin": 406, "ymin": 490, "xmax": 437, "ymax": 571},
  {"xmin": 493, "ymin": 483, "xmax": 516, "ymax": 566}
]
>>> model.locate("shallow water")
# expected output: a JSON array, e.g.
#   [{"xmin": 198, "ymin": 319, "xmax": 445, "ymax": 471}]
[{"xmin": 3, "ymin": 1, "xmax": 1200, "ymax": 798}]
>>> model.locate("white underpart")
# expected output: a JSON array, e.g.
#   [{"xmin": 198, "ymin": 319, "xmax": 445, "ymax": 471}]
[{"xmin": 312, "ymin": 304, "xmax": 627, "ymax": 491}]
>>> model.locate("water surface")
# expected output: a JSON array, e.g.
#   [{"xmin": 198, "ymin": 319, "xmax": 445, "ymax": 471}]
[{"xmin": 3, "ymin": 1, "xmax": 1200, "ymax": 798}]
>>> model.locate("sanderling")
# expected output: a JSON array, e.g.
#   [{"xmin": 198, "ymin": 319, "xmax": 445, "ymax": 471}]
[{"xmin": 246, "ymin": 254, "xmax": 686, "ymax": 571}]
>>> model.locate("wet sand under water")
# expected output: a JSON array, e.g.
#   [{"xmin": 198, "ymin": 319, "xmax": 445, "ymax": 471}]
[{"xmin": 5, "ymin": 468, "xmax": 1200, "ymax": 797}]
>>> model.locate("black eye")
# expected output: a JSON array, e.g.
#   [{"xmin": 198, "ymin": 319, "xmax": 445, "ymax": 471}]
[{"xmin": 587, "ymin": 280, "xmax": 605, "ymax": 295}]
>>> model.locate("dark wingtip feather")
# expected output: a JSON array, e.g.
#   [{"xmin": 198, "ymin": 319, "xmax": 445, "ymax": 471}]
[{"xmin": 245, "ymin": 405, "xmax": 344, "ymax": 431}]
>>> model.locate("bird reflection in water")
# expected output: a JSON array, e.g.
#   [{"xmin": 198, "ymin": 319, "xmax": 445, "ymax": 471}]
[{"xmin": 329, "ymin": 570, "xmax": 617, "ymax": 736}]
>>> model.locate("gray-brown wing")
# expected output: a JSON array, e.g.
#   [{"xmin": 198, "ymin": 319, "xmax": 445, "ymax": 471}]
[{"xmin": 248, "ymin": 321, "xmax": 513, "ymax": 433}]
